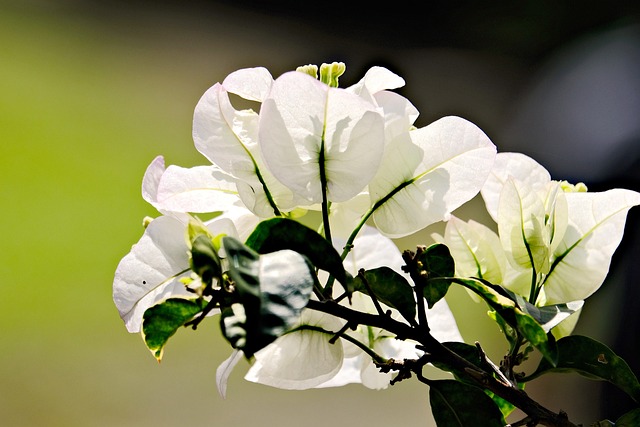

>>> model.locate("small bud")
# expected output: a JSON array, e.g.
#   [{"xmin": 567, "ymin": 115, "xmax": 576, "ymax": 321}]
[
  {"xmin": 142, "ymin": 216, "xmax": 154, "ymax": 228},
  {"xmin": 319, "ymin": 62, "xmax": 346, "ymax": 87},
  {"xmin": 296, "ymin": 64, "xmax": 318, "ymax": 79},
  {"xmin": 559, "ymin": 180, "xmax": 588, "ymax": 193}
]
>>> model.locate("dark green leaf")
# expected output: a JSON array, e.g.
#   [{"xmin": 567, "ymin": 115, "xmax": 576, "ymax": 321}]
[
  {"xmin": 451, "ymin": 277, "xmax": 557, "ymax": 365},
  {"xmin": 191, "ymin": 234, "xmax": 222, "ymax": 285},
  {"xmin": 142, "ymin": 298, "xmax": 207, "ymax": 361},
  {"xmin": 433, "ymin": 342, "xmax": 519, "ymax": 419},
  {"xmin": 351, "ymin": 267, "xmax": 416, "ymax": 323},
  {"xmin": 432, "ymin": 342, "xmax": 491, "ymax": 381},
  {"xmin": 222, "ymin": 236, "xmax": 316, "ymax": 357},
  {"xmin": 503, "ymin": 289, "xmax": 583, "ymax": 333},
  {"xmin": 486, "ymin": 390, "xmax": 517, "ymax": 420},
  {"xmin": 245, "ymin": 217, "xmax": 347, "ymax": 290},
  {"xmin": 418, "ymin": 243, "xmax": 455, "ymax": 308},
  {"xmin": 617, "ymin": 408, "xmax": 640, "ymax": 426},
  {"xmin": 429, "ymin": 380, "xmax": 505, "ymax": 427},
  {"xmin": 524, "ymin": 335, "xmax": 640, "ymax": 403}
]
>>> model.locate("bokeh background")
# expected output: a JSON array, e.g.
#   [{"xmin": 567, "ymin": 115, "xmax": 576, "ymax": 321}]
[{"xmin": 2, "ymin": 1, "xmax": 640, "ymax": 426}]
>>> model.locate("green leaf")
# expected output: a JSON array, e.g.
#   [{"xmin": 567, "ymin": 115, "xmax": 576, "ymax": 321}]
[
  {"xmin": 419, "ymin": 243, "xmax": 455, "ymax": 308},
  {"xmin": 451, "ymin": 278, "xmax": 557, "ymax": 365},
  {"xmin": 351, "ymin": 267, "xmax": 416, "ymax": 322},
  {"xmin": 222, "ymin": 236, "xmax": 316, "ymax": 357},
  {"xmin": 432, "ymin": 342, "xmax": 492, "ymax": 382},
  {"xmin": 245, "ymin": 218, "xmax": 347, "ymax": 291},
  {"xmin": 429, "ymin": 380, "xmax": 505, "ymax": 427},
  {"xmin": 433, "ymin": 342, "xmax": 519, "ymax": 419},
  {"xmin": 617, "ymin": 408, "xmax": 640, "ymax": 426},
  {"xmin": 485, "ymin": 389, "xmax": 518, "ymax": 420},
  {"xmin": 190, "ymin": 234, "xmax": 222, "ymax": 285},
  {"xmin": 503, "ymin": 288, "xmax": 583, "ymax": 333},
  {"xmin": 524, "ymin": 335, "xmax": 640, "ymax": 403},
  {"xmin": 142, "ymin": 298, "xmax": 207, "ymax": 361}
]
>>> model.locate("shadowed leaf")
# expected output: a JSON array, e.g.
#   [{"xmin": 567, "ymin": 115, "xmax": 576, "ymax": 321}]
[
  {"xmin": 524, "ymin": 335, "xmax": 640, "ymax": 403},
  {"xmin": 429, "ymin": 379, "xmax": 505, "ymax": 427}
]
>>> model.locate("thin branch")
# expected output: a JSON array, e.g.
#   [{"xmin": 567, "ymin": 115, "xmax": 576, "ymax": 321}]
[{"xmin": 305, "ymin": 299, "xmax": 579, "ymax": 427}]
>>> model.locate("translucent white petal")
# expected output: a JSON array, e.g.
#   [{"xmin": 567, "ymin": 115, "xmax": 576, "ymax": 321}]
[
  {"xmin": 216, "ymin": 349, "xmax": 243, "ymax": 399},
  {"xmin": 370, "ymin": 116, "xmax": 496, "ymax": 238},
  {"xmin": 374, "ymin": 90, "xmax": 419, "ymax": 142},
  {"xmin": 113, "ymin": 216, "xmax": 193, "ymax": 333},
  {"xmin": 315, "ymin": 355, "xmax": 362, "ymax": 388},
  {"xmin": 545, "ymin": 182, "xmax": 569, "ymax": 255},
  {"xmin": 155, "ymin": 164, "xmax": 240, "ymax": 213},
  {"xmin": 141, "ymin": 155, "xmax": 165, "ymax": 206},
  {"xmin": 222, "ymin": 67, "xmax": 273, "ymax": 102},
  {"xmin": 543, "ymin": 189, "xmax": 640, "ymax": 303},
  {"xmin": 426, "ymin": 299, "xmax": 464, "ymax": 342},
  {"xmin": 498, "ymin": 178, "xmax": 550, "ymax": 274},
  {"xmin": 342, "ymin": 225, "xmax": 406, "ymax": 274},
  {"xmin": 244, "ymin": 310, "xmax": 344, "ymax": 390},
  {"xmin": 328, "ymin": 191, "xmax": 371, "ymax": 239},
  {"xmin": 551, "ymin": 308, "xmax": 582, "ymax": 339},
  {"xmin": 260, "ymin": 71, "xmax": 385, "ymax": 203},
  {"xmin": 193, "ymin": 83, "xmax": 301, "ymax": 215},
  {"xmin": 214, "ymin": 205, "xmax": 261, "ymax": 242},
  {"xmin": 481, "ymin": 152, "xmax": 551, "ymax": 222},
  {"xmin": 444, "ymin": 216, "xmax": 505, "ymax": 285},
  {"xmin": 347, "ymin": 66, "xmax": 405, "ymax": 103},
  {"xmin": 193, "ymin": 83, "xmax": 259, "ymax": 180},
  {"xmin": 360, "ymin": 355, "xmax": 392, "ymax": 390}
]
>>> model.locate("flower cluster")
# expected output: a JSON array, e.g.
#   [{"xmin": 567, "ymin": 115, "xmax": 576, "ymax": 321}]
[{"xmin": 113, "ymin": 62, "xmax": 639, "ymax": 403}]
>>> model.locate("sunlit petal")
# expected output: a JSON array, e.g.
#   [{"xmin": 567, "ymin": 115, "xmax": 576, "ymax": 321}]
[
  {"xmin": 113, "ymin": 216, "xmax": 193, "ymax": 333},
  {"xmin": 370, "ymin": 116, "xmax": 496, "ymax": 238},
  {"xmin": 244, "ymin": 310, "xmax": 344, "ymax": 390},
  {"xmin": 155, "ymin": 164, "xmax": 240, "ymax": 213},
  {"xmin": 481, "ymin": 152, "xmax": 551, "ymax": 222},
  {"xmin": 260, "ymin": 71, "xmax": 385, "ymax": 203},
  {"xmin": 543, "ymin": 189, "xmax": 640, "ymax": 303},
  {"xmin": 222, "ymin": 67, "xmax": 273, "ymax": 102}
]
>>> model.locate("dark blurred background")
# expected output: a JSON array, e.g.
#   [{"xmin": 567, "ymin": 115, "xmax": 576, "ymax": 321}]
[{"xmin": 1, "ymin": 0, "xmax": 639, "ymax": 425}]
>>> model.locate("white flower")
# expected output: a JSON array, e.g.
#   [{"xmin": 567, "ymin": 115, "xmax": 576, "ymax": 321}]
[
  {"xmin": 244, "ymin": 225, "xmax": 463, "ymax": 391},
  {"xmin": 441, "ymin": 152, "xmax": 640, "ymax": 334},
  {"xmin": 259, "ymin": 70, "xmax": 386, "ymax": 204},
  {"xmin": 192, "ymin": 67, "xmax": 305, "ymax": 217},
  {"xmin": 243, "ymin": 310, "xmax": 345, "ymax": 390},
  {"xmin": 112, "ymin": 214, "xmax": 240, "ymax": 333},
  {"xmin": 368, "ymin": 116, "xmax": 497, "ymax": 238}
]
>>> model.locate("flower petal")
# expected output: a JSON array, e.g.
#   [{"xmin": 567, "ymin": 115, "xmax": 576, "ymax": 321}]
[
  {"xmin": 369, "ymin": 116, "xmax": 496, "ymax": 238},
  {"xmin": 443, "ymin": 216, "xmax": 505, "ymax": 286},
  {"xmin": 193, "ymin": 82, "xmax": 303, "ymax": 215},
  {"xmin": 543, "ymin": 189, "xmax": 640, "ymax": 303},
  {"xmin": 141, "ymin": 155, "xmax": 165, "ymax": 207},
  {"xmin": 216, "ymin": 349, "xmax": 243, "ymax": 399},
  {"xmin": 155, "ymin": 164, "xmax": 240, "ymax": 213},
  {"xmin": 481, "ymin": 152, "xmax": 551, "ymax": 222},
  {"xmin": 244, "ymin": 310, "xmax": 344, "ymax": 390},
  {"xmin": 222, "ymin": 67, "xmax": 273, "ymax": 102},
  {"xmin": 498, "ymin": 177, "xmax": 550, "ymax": 274},
  {"xmin": 259, "ymin": 71, "xmax": 385, "ymax": 203},
  {"xmin": 113, "ymin": 216, "xmax": 193, "ymax": 333},
  {"xmin": 347, "ymin": 66, "xmax": 406, "ymax": 102}
]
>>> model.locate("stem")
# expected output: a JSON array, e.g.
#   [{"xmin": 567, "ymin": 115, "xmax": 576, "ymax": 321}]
[
  {"xmin": 318, "ymin": 112, "xmax": 332, "ymax": 244},
  {"xmin": 294, "ymin": 323, "xmax": 386, "ymax": 364},
  {"xmin": 305, "ymin": 299, "xmax": 579, "ymax": 427}
]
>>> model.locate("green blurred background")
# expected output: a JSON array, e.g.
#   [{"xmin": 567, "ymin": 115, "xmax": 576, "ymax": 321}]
[{"xmin": 2, "ymin": 1, "xmax": 640, "ymax": 426}]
